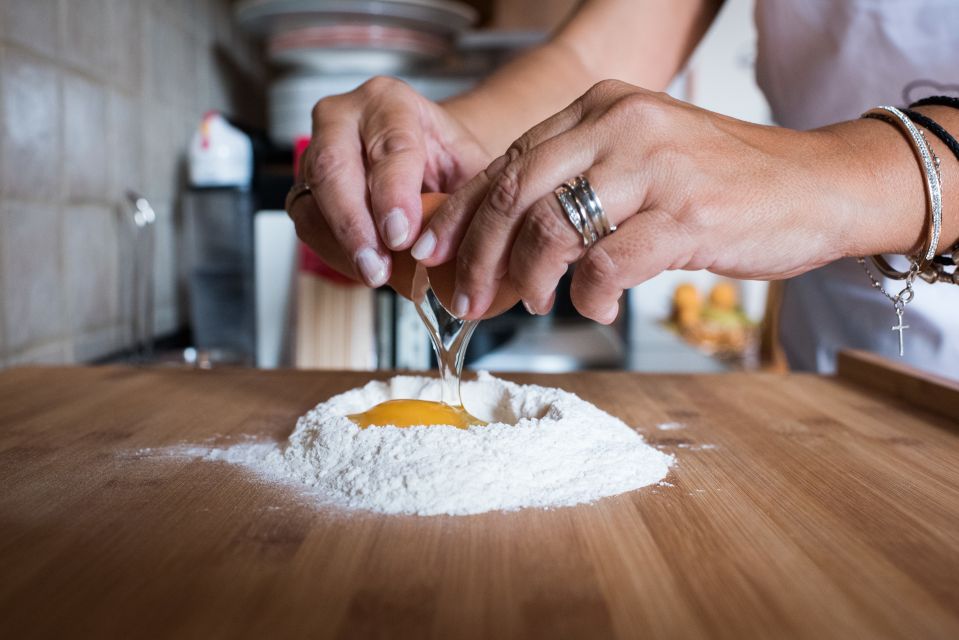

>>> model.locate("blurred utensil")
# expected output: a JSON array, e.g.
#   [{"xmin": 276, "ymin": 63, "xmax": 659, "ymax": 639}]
[{"xmin": 125, "ymin": 191, "xmax": 156, "ymax": 362}]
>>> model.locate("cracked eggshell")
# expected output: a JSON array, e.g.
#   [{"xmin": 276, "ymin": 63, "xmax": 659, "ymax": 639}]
[{"xmin": 390, "ymin": 193, "xmax": 520, "ymax": 319}]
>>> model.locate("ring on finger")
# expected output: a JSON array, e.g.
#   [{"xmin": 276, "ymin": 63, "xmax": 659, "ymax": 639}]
[
  {"xmin": 554, "ymin": 184, "xmax": 594, "ymax": 247},
  {"xmin": 553, "ymin": 174, "xmax": 615, "ymax": 248},
  {"xmin": 570, "ymin": 175, "xmax": 614, "ymax": 237}
]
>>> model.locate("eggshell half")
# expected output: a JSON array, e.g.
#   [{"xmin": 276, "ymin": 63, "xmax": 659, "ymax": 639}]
[{"xmin": 389, "ymin": 193, "xmax": 519, "ymax": 319}]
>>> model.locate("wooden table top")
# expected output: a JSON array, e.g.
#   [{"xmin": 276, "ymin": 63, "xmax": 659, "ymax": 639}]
[{"xmin": 0, "ymin": 356, "xmax": 957, "ymax": 639}]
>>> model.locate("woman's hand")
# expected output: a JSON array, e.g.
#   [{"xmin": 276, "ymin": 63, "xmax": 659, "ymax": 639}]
[
  {"xmin": 290, "ymin": 77, "xmax": 493, "ymax": 287},
  {"xmin": 413, "ymin": 79, "xmax": 919, "ymax": 323}
]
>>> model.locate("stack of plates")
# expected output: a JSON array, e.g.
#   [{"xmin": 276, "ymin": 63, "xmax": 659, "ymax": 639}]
[
  {"xmin": 268, "ymin": 72, "xmax": 475, "ymax": 144},
  {"xmin": 269, "ymin": 24, "xmax": 451, "ymax": 73},
  {"xmin": 235, "ymin": 0, "xmax": 479, "ymax": 144},
  {"xmin": 235, "ymin": 0, "xmax": 477, "ymax": 37}
]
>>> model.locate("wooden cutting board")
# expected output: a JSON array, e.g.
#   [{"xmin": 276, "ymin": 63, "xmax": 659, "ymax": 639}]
[{"xmin": 0, "ymin": 353, "xmax": 957, "ymax": 639}]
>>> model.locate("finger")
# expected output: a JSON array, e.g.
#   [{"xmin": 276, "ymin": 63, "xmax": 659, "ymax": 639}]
[
  {"xmin": 306, "ymin": 103, "xmax": 390, "ymax": 287},
  {"xmin": 509, "ymin": 163, "xmax": 646, "ymax": 313},
  {"xmin": 360, "ymin": 99, "xmax": 427, "ymax": 251},
  {"xmin": 508, "ymin": 197, "xmax": 583, "ymax": 315},
  {"xmin": 412, "ymin": 99, "xmax": 588, "ymax": 267},
  {"xmin": 410, "ymin": 167, "xmax": 490, "ymax": 266},
  {"xmin": 570, "ymin": 210, "xmax": 694, "ymax": 324},
  {"xmin": 452, "ymin": 124, "xmax": 606, "ymax": 319},
  {"xmin": 288, "ymin": 193, "xmax": 357, "ymax": 280}
]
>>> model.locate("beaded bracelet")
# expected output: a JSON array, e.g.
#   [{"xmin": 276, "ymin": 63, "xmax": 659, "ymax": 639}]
[
  {"xmin": 905, "ymin": 97, "xmax": 959, "ymax": 279},
  {"xmin": 900, "ymin": 108, "xmax": 959, "ymax": 164},
  {"xmin": 909, "ymin": 95, "xmax": 959, "ymax": 110}
]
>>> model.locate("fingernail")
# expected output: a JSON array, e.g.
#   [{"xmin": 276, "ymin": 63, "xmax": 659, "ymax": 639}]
[
  {"xmin": 355, "ymin": 248, "xmax": 388, "ymax": 287},
  {"xmin": 599, "ymin": 302, "xmax": 619, "ymax": 324},
  {"xmin": 522, "ymin": 300, "xmax": 537, "ymax": 315},
  {"xmin": 410, "ymin": 229, "xmax": 436, "ymax": 261},
  {"xmin": 383, "ymin": 208, "xmax": 409, "ymax": 249},
  {"xmin": 452, "ymin": 291, "xmax": 470, "ymax": 318}
]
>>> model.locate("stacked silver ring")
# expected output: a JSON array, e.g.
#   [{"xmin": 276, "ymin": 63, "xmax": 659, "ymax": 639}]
[{"xmin": 554, "ymin": 175, "xmax": 616, "ymax": 248}]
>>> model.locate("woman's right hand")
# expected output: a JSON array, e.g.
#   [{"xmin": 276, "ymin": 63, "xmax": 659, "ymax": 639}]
[{"xmin": 289, "ymin": 77, "xmax": 493, "ymax": 287}]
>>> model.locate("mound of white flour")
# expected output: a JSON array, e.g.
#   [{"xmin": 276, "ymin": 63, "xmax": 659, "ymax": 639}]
[{"xmin": 199, "ymin": 373, "xmax": 673, "ymax": 516}]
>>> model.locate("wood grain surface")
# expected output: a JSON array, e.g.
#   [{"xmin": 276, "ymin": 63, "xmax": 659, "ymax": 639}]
[
  {"xmin": 0, "ymin": 365, "xmax": 957, "ymax": 640},
  {"xmin": 837, "ymin": 349, "xmax": 959, "ymax": 425}
]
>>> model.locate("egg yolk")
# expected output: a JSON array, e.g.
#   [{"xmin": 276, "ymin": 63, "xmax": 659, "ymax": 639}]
[{"xmin": 347, "ymin": 399, "xmax": 486, "ymax": 429}]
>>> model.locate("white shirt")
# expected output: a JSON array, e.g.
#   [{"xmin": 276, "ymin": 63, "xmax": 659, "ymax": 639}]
[{"xmin": 754, "ymin": 0, "xmax": 959, "ymax": 379}]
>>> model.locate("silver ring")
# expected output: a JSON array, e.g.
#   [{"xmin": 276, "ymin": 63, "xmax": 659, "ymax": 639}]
[
  {"xmin": 554, "ymin": 183, "xmax": 593, "ymax": 247},
  {"xmin": 285, "ymin": 182, "xmax": 313, "ymax": 214},
  {"xmin": 569, "ymin": 176, "xmax": 614, "ymax": 237},
  {"xmin": 553, "ymin": 174, "xmax": 614, "ymax": 248}
]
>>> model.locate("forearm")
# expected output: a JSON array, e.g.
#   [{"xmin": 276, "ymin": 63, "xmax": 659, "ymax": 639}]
[
  {"xmin": 825, "ymin": 105, "xmax": 959, "ymax": 259},
  {"xmin": 445, "ymin": 0, "xmax": 723, "ymax": 155}
]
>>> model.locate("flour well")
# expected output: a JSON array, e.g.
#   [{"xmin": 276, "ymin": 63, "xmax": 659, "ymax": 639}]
[{"xmin": 183, "ymin": 373, "xmax": 673, "ymax": 516}]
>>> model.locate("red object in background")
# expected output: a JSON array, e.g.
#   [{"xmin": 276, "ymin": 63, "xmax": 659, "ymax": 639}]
[
  {"xmin": 293, "ymin": 136, "xmax": 358, "ymax": 286},
  {"xmin": 293, "ymin": 136, "xmax": 310, "ymax": 178}
]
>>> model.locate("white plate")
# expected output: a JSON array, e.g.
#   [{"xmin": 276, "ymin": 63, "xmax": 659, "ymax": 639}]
[
  {"xmin": 235, "ymin": 0, "xmax": 477, "ymax": 37},
  {"xmin": 268, "ymin": 24, "xmax": 451, "ymax": 72},
  {"xmin": 268, "ymin": 72, "xmax": 477, "ymax": 145}
]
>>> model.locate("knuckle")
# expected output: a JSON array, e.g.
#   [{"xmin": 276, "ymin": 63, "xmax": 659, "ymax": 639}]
[
  {"xmin": 362, "ymin": 75, "xmax": 402, "ymax": 94},
  {"xmin": 486, "ymin": 161, "xmax": 522, "ymax": 218},
  {"xmin": 588, "ymin": 79, "xmax": 628, "ymax": 101},
  {"xmin": 483, "ymin": 143, "xmax": 520, "ymax": 181},
  {"xmin": 679, "ymin": 201, "xmax": 714, "ymax": 235},
  {"xmin": 646, "ymin": 142, "xmax": 681, "ymax": 169},
  {"xmin": 310, "ymin": 100, "xmax": 326, "ymax": 123},
  {"xmin": 509, "ymin": 131, "xmax": 535, "ymax": 156},
  {"xmin": 330, "ymin": 215, "xmax": 366, "ymax": 250},
  {"xmin": 367, "ymin": 128, "xmax": 419, "ymax": 163},
  {"xmin": 578, "ymin": 244, "xmax": 618, "ymax": 286},
  {"xmin": 526, "ymin": 201, "xmax": 575, "ymax": 249},
  {"xmin": 583, "ymin": 79, "xmax": 649, "ymax": 111},
  {"xmin": 606, "ymin": 91, "xmax": 665, "ymax": 127},
  {"xmin": 310, "ymin": 95, "xmax": 341, "ymax": 123},
  {"xmin": 308, "ymin": 148, "xmax": 347, "ymax": 185}
]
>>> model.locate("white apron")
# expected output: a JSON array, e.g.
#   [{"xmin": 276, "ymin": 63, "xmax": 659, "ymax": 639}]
[{"xmin": 754, "ymin": 0, "xmax": 959, "ymax": 378}]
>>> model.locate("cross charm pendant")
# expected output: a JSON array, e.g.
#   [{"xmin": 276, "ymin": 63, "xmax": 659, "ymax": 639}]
[{"xmin": 892, "ymin": 309, "xmax": 909, "ymax": 357}]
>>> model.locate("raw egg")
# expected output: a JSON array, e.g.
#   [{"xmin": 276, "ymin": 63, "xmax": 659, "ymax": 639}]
[
  {"xmin": 353, "ymin": 193, "xmax": 508, "ymax": 430},
  {"xmin": 347, "ymin": 399, "xmax": 485, "ymax": 429}
]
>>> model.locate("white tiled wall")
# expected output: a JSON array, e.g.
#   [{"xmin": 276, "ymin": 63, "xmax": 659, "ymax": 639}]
[{"xmin": 0, "ymin": 0, "xmax": 267, "ymax": 366}]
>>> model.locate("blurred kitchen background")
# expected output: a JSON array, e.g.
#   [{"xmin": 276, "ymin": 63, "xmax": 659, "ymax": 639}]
[{"xmin": 0, "ymin": 0, "xmax": 773, "ymax": 373}]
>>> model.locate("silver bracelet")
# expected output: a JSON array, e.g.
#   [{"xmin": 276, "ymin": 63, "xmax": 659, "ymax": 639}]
[
  {"xmin": 861, "ymin": 106, "xmax": 943, "ymax": 270},
  {"xmin": 857, "ymin": 105, "xmax": 944, "ymax": 357}
]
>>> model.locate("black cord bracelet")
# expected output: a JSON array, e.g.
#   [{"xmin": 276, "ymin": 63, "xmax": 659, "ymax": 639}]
[
  {"xmin": 909, "ymin": 95, "xmax": 959, "ymax": 110},
  {"xmin": 900, "ymin": 108, "xmax": 959, "ymax": 164}
]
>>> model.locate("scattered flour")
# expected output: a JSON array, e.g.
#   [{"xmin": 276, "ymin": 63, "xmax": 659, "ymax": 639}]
[
  {"xmin": 676, "ymin": 443, "xmax": 718, "ymax": 451},
  {"xmin": 154, "ymin": 373, "xmax": 673, "ymax": 516},
  {"xmin": 656, "ymin": 422, "xmax": 685, "ymax": 431}
]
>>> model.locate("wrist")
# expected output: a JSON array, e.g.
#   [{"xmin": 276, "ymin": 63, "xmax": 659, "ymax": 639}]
[
  {"xmin": 440, "ymin": 96, "xmax": 498, "ymax": 159},
  {"xmin": 442, "ymin": 41, "xmax": 598, "ymax": 155},
  {"xmin": 820, "ymin": 118, "xmax": 930, "ymax": 259}
]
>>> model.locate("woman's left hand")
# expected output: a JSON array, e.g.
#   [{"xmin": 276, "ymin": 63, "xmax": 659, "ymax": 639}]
[{"xmin": 410, "ymin": 79, "xmax": 921, "ymax": 322}]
